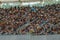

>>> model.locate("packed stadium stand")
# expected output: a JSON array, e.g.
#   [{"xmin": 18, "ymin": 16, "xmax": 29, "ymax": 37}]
[{"xmin": 0, "ymin": 0, "xmax": 60, "ymax": 35}]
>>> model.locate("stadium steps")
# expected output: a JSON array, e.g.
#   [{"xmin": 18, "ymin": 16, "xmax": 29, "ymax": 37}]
[{"xmin": 16, "ymin": 17, "xmax": 39, "ymax": 33}]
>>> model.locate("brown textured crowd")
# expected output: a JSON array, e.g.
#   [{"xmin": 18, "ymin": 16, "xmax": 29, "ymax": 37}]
[{"xmin": 0, "ymin": 4, "xmax": 60, "ymax": 35}]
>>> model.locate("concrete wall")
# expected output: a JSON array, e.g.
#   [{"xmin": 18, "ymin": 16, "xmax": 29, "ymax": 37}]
[{"xmin": 0, "ymin": 35, "xmax": 60, "ymax": 40}]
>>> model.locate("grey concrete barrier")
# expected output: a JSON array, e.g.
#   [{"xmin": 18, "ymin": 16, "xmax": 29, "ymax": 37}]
[{"xmin": 0, "ymin": 35, "xmax": 60, "ymax": 40}]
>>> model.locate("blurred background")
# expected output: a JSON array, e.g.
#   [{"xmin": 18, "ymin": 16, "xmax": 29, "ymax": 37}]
[
  {"xmin": 0, "ymin": 0, "xmax": 60, "ymax": 35},
  {"xmin": 0, "ymin": 1, "xmax": 60, "ymax": 40}
]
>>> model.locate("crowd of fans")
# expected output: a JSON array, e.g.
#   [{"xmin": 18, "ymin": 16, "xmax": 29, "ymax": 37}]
[{"xmin": 0, "ymin": 4, "xmax": 60, "ymax": 35}]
